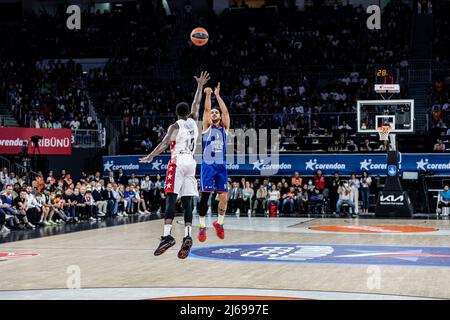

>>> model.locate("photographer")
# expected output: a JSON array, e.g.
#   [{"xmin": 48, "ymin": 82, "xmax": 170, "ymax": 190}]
[{"xmin": 336, "ymin": 180, "xmax": 356, "ymax": 216}]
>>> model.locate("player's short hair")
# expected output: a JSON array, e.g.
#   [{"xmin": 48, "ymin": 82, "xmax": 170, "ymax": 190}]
[
  {"xmin": 211, "ymin": 107, "xmax": 222, "ymax": 115},
  {"xmin": 176, "ymin": 102, "xmax": 190, "ymax": 117}
]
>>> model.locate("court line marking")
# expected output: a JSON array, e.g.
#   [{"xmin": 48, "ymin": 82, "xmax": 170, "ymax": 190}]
[{"xmin": 0, "ymin": 287, "xmax": 440, "ymax": 300}]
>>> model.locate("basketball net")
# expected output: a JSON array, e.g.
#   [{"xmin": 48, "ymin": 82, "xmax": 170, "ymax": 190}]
[
  {"xmin": 376, "ymin": 125, "xmax": 392, "ymax": 141},
  {"xmin": 377, "ymin": 124, "xmax": 397, "ymax": 151}
]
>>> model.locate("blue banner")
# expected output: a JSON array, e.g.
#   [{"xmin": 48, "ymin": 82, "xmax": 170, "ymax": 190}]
[{"xmin": 102, "ymin": 153, "xmax": 450, "ymax": 177}]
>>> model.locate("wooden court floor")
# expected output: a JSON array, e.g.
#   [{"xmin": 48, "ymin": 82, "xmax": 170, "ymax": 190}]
[{"xmin": 0, "ymin": 216, "xmax": 449, "ymax": 300}]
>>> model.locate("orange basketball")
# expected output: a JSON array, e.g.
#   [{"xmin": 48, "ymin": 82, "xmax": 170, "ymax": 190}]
[{"xmin": 190, "ymin": 27, "xmax": 209, "ymax": 46}]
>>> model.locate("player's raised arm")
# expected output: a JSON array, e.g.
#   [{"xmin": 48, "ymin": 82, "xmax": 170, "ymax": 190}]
[
  {"xmin": 203, "ymin": 87, "xmax": 213, "ymax": 131},
  {"xmin": 139, "ymin": 123, "xmax": 179, "ymax": 163},
  {"xmin": 190, "ymin": 71, "xmax": 210, "ymax": 121},
  {"xmin": 214, "ymin": 82, "xmax": 230, "ymax": 131}
]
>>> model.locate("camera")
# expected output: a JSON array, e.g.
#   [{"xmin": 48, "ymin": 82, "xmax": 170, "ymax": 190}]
[{"xmin": 31, "ymin": 135, "xmax": 43, "ymax": 145}]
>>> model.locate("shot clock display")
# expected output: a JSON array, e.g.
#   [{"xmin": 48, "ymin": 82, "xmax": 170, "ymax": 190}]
[{"xmin": 375, "ymin": 67, "xmax": 399, "ymax": 85}]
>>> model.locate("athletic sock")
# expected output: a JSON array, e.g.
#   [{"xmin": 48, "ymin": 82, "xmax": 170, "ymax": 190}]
[
  {"xmin": 218, "ymin": 214, "xmax": 225, "ymax": 225},
  {"xmin": 199, "ymin": 216, "xmax": 206, "ymax": 228},
  {"xmin": 185, "ymin": 225, "xmax": 192, "ymax": 237},
  {"xmin": 163, "ymin": 224, "xmax": 172, "ymax": 237}
]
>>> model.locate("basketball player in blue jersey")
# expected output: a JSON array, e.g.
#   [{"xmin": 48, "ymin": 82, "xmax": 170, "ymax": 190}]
[{"xmin": 198, "ymin": 82, "xmax": 230, "ymax": 242}]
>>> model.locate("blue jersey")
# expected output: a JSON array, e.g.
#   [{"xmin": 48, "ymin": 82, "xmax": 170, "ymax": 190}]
[{"xmin": 202, "ymin": 124, "xmax": 227, "ymax": 165}]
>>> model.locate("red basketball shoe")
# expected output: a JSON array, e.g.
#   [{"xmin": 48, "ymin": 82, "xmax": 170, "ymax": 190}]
[{"xmin": 212, "ymin": 220, "xmax": 225, "ymax": 239}]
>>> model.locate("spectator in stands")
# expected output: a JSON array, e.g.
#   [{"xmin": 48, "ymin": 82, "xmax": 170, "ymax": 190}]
[
  {"xmin": 349, "ymin": 173, "xmax": 360, "ymax": 214},
  {"xmin": 105, "ymin": 171, "xmax": 116, "ymax": 184},
  {"xmin": 438, "ymin": 184, "xmax": 450, "ymax": 217},
  {"xmin": 313, "ymin": 170, "xmax": 326, "ymax": 192},
  {"xmin": 377, "ymin": 140, "xmax": 389, "ymax": 151},
  {"xmin": 345, "ymin": 139, "xmax": 359, "ymax": 152},
  {"xmin": 102, "ymin": 183, "xmax": 118, "ymax": 217},
  {"xmin": 282, "ymin": 187, "xmax": 297, "ymax": 215},
  {"xmin": 93, "ymin": 183, "xmax": 107, "ymax": 217},
  {"xmin": 433, "ymin": 139, "xmax": 446, "ymax": 152},
  {"xmin": 134, "ymin": 186, "xmax": 150, "ymax": 214},
  {"xmin": 0, "ymin": 167, "xmax": 8, "ymax": 190},
  {"xmin": 228, "ymin": 182, "xmax": 243, "ymax": 214},
  {"xmin": 266, "ymin": 184, "xmax": 281, "ymax": 215},
  {"xmin": 330, "ymin": 172, "xmax": 341, "ymax": 213},
  {"xmin": 46, "ymin": 171, "xmax": 57, "ymax": 189},
  {"xmin": 14, "ymin": 190, "xmax": 36, "ymax": 229},
  {"xmin": 63, "ymin": 188, "xmax": 78, "ymax": 224},
  {"xmin": 6, "ymin": 172, "xmax": 18, "ymax": 185},
  {"xmin": 254, "ymin": 184, "xmax": 268, "ymax": 214},
  {"xmin": 308, "ymin": 188, "xmax": 324, "ymax": 215},
  {"xmin": 141, "ymin": 137, "xmax": 153, "ymax": 152},
  {"xmin": 118, "ymin": 184, "xmax": 130, "ymax": 216},
  {"xmin": 360, "ymin": 139, "xmax": 373, "ymax": 152},
  {"xmin": 360, "ymin": 171, "xmax": 372, "ymax": 214},
  {"xmin": 291, "ymin": 171, "xmax": 302, "ymax": 186},
  {"xmin": 84, "ymin": 189, "xmax": 99, "ymax": 221},
  {"xmin": 336, "ymin": 180, "xmax": 356, "ymax": 216},
  {"xmin": 242, "ymin": 181, "xmax": 254, "ymax": 215},
  {"xmin": 128, "ymin": 173, "xmax": 140, "ymax": 186},
  {"xmin": 116, "ymin": 168, "xmax": 129, "ymax": 186},
  {"xmin": 140, "ymin": 175, "xmax": 153, "ymax": 208},
  {"xmin": 63, "ymin": 173, "xmax": 73, "ymax": 188}
]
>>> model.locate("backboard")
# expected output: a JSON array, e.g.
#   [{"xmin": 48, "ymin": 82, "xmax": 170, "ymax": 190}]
[{"xmin": 356, "ymin": 99, "xmax": 414, "ymax": 133}]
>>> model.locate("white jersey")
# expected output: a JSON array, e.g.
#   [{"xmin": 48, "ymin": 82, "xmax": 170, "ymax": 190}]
[
  {"xmin": 170, "ymin": 118, "xmax": 198, "ymax": 157},
  {"xmin": 165, "ymin": 118, "xmax": 199, "ymax": 197}
]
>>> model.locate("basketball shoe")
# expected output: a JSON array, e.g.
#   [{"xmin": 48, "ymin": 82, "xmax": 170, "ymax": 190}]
[
  {"xmin": 154, "ymin": 235, "xmax": 176, "ymax": 256},
  {"xmin": 212, "ymin": 220, "xmax": 225, "ymax": 239},
  {"xmin": 198, "ymin": 226, "xmax": 207, "ymax": 242},
  {"xmin": 177, "ymin": 236, "xmax": 193, "ymax": 259}
]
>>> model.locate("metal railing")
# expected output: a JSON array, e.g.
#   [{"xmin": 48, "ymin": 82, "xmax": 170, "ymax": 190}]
[
  {"xmin": 72, "ymin": 129, "xmax": 106, "ymax": 148},
  {"xmin": 0, "ymin": 155, "xmax": 10, "ymax": 172},
  {"xmin": 0, "ymin": 116, "xmax": 4, "ymax": 127}
]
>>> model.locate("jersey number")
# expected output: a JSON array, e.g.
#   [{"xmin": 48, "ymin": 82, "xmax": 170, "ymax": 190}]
[{"xmin": 186, "ymin": 137, "xmax": 195, "ymax": 152}]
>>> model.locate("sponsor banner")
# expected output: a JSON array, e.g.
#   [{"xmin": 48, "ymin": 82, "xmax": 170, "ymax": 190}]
[
  {"xmin": 190, "ymin": 243, "xmax": 450, "ymax": 268},
  {"xmin": 103, "ymin": 153, "xmax": 450, "ymax": 176},
  {"xmin": 0, "ymin": 128, "xmax": 72, "ymax": 155}
]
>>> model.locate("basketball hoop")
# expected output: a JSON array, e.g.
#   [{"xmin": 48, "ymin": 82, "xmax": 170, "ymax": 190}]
[{"xmin": 377, "ymin": 125, "xmax": 392, "ymax": 141}]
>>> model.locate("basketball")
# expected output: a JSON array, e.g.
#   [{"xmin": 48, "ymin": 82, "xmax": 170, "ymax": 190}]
[{"xmin": 190, "ymin": 27, "xmax": 209, "ymax": 46}]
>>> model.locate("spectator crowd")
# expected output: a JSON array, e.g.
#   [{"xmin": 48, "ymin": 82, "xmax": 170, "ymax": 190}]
[{"xmin": 0, "ymin": 166, "xmax": 377, "ymax": 235}]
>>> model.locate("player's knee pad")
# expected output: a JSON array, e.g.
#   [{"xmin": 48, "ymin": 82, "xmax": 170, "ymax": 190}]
[
  {"xmin": 164, "ymin": 193, "xmax": 177, "ymax": 220},
  {"xmin": 181, "ymin": 196, "xmax": 193, "ymax": 224},
  {"xmin": 198, "ymin": 192, "xmax": 210, "ymax": 217}
]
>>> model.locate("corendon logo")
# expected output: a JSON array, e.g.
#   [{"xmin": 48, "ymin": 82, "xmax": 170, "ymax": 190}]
[
  {"xmin": 252, "ymin": 159, "xmax": 292, "ymax": 171},
  {"xmin": 103, "ymin": 161, "xmax": 139, "ymax": 172},
  {"xmin": 416, "ymin": 158, "xmax": 450, "ymax": 171},
  {"xmin": 360, "ymin": 159, "xmax": 387, "ymax": 171},
  {"xmin": 305, "ymin": 159, "xmax": 345, "ymax": 171}
]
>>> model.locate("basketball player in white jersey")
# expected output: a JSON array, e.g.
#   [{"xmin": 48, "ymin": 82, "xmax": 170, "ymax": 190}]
[{"xmin": 139, "ymin": 71, "xmax": 210, "ymax": 259}]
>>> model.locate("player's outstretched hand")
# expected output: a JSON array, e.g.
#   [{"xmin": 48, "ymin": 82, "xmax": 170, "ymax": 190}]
[
  {"xmin": 214, "ymin": 82, "xmax": 220, "ymax": 96},
  {"xmin": 139, "ymin": 155, "xmax": 153, "ymax": 163},
  {"xmin": 194, "ymin": 71, "xmax": 210, "ymax": 86},
  {"xmin": 204, "ymin": 87, "xmax": 212, "ymax": 95}
]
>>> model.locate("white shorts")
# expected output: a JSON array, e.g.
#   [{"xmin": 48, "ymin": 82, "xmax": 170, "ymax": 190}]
[{"xmin": 164, "ymin": 154, "xmax": 198, "ymax": 197}]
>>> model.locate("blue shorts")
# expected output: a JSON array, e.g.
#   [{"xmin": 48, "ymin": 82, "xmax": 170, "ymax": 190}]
[{"xmin": 200, "ymin": 163, "xmax": 228, "ymax": 193}]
